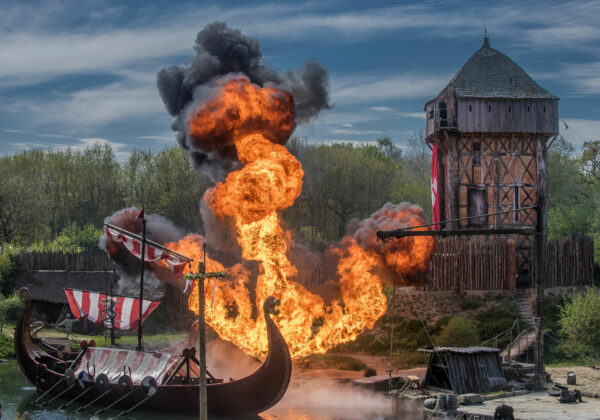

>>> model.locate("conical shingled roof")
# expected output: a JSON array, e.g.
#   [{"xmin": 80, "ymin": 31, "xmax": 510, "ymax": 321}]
[{"xmin": 444, "ymin": 37, "xmax": 557, "ymax": 99}]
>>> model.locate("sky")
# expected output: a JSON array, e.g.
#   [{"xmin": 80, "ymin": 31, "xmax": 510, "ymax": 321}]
[{"xmin": 1, "ymin": 0, "xmax": 599, "ymax": 159}]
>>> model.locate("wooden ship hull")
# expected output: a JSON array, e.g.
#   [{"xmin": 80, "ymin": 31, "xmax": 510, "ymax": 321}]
[{"xmin": 15, "ymin": 288, "xmax": 292, "ymax": 416}]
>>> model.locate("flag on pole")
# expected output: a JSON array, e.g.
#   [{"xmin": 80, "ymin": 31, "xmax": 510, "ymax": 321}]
[
  {"xmin": 136, "ymin": 208, "xmax": 145, "ymax": 219},
  {"xmin": 431, "ymin": 143, "xmax": 441, "ymax": 230},
  {"xmin": 64, "ymin": 288, "xmax": 159, "ymax": 330}
]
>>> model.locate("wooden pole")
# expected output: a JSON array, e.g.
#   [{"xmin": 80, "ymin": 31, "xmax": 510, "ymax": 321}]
[
  {"xmin": 198, "ymin": 246, "xmax": 207, "ymax": 420},
  {"xmin": 111, "ymin": 271, "xmax": 116, "ymax": 346},
  {"xmin": 534, "ymin": 134, "xmax": 548, "ymax": 392},
  {"xmin": 136, "ymin": 218, "xmax": 146, "ymax": 351}
]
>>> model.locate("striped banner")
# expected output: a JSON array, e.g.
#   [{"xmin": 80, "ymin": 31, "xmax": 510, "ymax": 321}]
[
  {"xmin": 105, "ymin": 227, "xmax": 187, "ymax": 276},
  {"xmin": 64, "ymin": 288, "xmax": 159, "ymax": 331}
]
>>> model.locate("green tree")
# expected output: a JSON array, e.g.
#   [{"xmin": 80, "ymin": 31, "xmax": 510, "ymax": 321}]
[
  {"xmin": 547, "ymin": 137, "xmax": 591, "ymax": 238},
  {"xmin": 394, "ymin": 131, "xmax": 432, "ymax": 218},
  {"xmin": 559, "ymin": 287, "xmax": 600, "ymax": 359},
  {"xmin": 434, "ymin": 317, "xmax": 480, "ymax": 347},
  {"xmin": 0, "ymin": 151, "xmax": 50, "ymax": 244}
]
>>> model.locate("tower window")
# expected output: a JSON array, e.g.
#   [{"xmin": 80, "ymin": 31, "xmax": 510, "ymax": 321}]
[
  {"xmin": 469, "ymin": 104, "xmax": 472, "ymax": 112},
  {"xmin": 439, "ymin": 102, "xmax": 447, "ymax": 127},
  {"xmin": 508, "ymin": 105, "xmax": 511, "ymax": 112},
  {"xmin": 528, "ymin": 106, "xmax": 530, "ymax": 112},
  {"xmin": 473, "ymin": 142, "xmax": 481, "ymax": 167},
  {"xmin": 544, "ymin": 105, "xmax": 546, "ymax": 112},
  {"xmin": 488, "ymin": 105, "xmax": 491, "ymax": 112},
  {"xmin": 468, "ymin": 188, "xmax": 487, "ymax": 226}
]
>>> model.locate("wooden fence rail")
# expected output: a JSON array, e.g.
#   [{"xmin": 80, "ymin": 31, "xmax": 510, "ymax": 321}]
[
  {"xmin": 13, "ymin": 251, "xmax": 114, "ymax": 272},
  {"xmin": 424, "ymin": 235, "xmax": 594, "ymax": 290}
]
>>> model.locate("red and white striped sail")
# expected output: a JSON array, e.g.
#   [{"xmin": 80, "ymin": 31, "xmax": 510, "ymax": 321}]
[
  {"xmin": 64, "ymin": 288, "xmax": 159, "ymax": 331},
  {"xmin": 105, "ymin": 227, "xmax": 187, "ymax": 276}
]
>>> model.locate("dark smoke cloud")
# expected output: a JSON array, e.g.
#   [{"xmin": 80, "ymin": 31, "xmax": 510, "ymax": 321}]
[{"xmin": 157, "ymin": 22, "xmax": 330, "ymax": 180}]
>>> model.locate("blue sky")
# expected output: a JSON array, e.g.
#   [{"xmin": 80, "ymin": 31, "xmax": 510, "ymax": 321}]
[{"xmin": 1, "ymin": 0, "xmax": 599, "ymax": 159}]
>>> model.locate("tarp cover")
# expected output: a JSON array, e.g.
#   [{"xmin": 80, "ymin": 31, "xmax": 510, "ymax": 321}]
[{"xmin": 74, "ymin": 347, "xmax": 180, "ymax": 384}]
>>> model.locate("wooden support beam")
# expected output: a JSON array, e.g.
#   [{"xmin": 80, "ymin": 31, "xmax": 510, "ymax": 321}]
[
  {"xmin": 377, "ymin": 227, "xmax": 536, "ymax": 241},
  {"xmin": 534, "ymin": 135, "xmax": 548, "ymax": 392}
]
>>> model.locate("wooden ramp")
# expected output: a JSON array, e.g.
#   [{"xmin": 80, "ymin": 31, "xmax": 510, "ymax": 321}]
[{"xmin": 501, "ymin": 330, "xmax": 536, "ymax": 361}]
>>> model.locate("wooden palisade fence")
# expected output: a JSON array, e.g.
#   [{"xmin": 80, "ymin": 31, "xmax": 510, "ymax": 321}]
[
  {"xmin": 13, "ymin": 251, "xmax": 114, "ymax": 272},
  {"xmin": 535, "ymin": 235, "xmax": 595, "ymax": 288},
  {"xmin": 7, "ymin": 235, "xmax": 595, "ymax": 291},
  {"xmin": 425, "ymin": 236, "xmax": 518, "ymax": 290},
  {"xmin": 425, "ymin": 235, "xmax": 594, "ymax": 290}
]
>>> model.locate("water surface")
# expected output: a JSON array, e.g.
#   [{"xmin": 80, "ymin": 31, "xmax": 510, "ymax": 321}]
[{"xmin": 0, "ymin": 360, "xmax": 395, "ymax": 419}]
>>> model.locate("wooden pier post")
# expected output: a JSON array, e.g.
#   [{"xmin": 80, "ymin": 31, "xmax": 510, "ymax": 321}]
[
  {"xmin": 198, "ymin": 248, "xmax": 208, "ymax": 420},
  {"xmin": 534, "ymin": 135, "xmax": 548, "ymax": 392}
]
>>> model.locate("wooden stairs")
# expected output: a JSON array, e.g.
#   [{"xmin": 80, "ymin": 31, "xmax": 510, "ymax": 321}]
[{"xmin": 500, "ymin": 289, "xmax": 537, "ymax": 361}]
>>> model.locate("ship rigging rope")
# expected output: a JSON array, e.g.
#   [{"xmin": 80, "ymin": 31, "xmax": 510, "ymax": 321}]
[{"xmin": 387, "ymin": 247, "xmax": 455, "ymax": 394}]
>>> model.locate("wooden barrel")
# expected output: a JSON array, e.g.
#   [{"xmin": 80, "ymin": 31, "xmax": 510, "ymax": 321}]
[{"xmin": 567, "ymin": 372, "xmax": 576, "ymax": 385}]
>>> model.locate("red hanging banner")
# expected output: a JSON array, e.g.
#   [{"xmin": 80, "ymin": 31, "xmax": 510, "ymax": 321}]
[{"xmin": 431, "ymin": 143, "xmax": 441, "ymax": 230}]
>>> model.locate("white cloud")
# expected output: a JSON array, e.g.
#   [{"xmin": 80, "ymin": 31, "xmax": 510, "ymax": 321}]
[
  {"xmin": 537, "ymin": 61, "xmax": 600, "ymax": 95},
  {"xmin": 397, "ymin": 112, "xmax": 425, "ymax": 119},
  {"xmin": 3, "ymin": 128, "xmax": 72, "ymax": 139},
  {"xmin": 137, "ymin": 135, "xmax": 176, "ymax": 142},
  {"xmin": 2, "ymin": 1, "xmax": 597, "ymax": 87},
  {"xmin": 6, "ymin": 136, "xmax": 131, "ymax": 161},
  {"xmin": 6, "ymin": 78, "xmax": 164, "ymax": 131},
  {"xmin": 369, "ymin": 106, "xmax": 394, "ymax": 112},
  {"xmin": 330, "ymin": 128, "xmax": 384, "ymax": 135},
  {"xmin": 331, "ymin": 74, "xmax": 445, "ymax": 104},
  {"xmin": 560, "ymin": 118, "xmax": 600, "ymax": 145}
]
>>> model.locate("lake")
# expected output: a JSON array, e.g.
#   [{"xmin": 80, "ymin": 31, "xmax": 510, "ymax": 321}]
[{"xmin": 0, "ymin": 360, "xmax": 396, "ymax": 419}]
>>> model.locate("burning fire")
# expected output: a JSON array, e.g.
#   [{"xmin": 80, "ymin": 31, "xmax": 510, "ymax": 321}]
[{"xmin": 158, "ymin": 77, "xmax": 434, "ymax": 359}]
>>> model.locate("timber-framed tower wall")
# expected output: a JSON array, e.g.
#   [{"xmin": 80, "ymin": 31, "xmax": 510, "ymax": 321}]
[{"xmin": 424, "ymin": 37, "xmax": 559, "ymax": 287}]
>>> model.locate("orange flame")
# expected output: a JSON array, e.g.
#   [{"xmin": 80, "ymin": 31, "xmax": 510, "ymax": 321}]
[{"xmin": 163, "ymin": 76, "xmax": 434, "ymax": 359}]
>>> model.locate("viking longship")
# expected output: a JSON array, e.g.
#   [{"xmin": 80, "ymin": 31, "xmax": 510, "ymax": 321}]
[
  {"xmin": 15, "ymin": 287, "xmax": 292, "ymax": 416},
  {"xmin": 16, "ymin": 219, "xmax": 291, "ymax": 416}
]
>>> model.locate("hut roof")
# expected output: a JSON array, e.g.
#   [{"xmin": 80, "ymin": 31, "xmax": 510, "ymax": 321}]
[
  {"xmin": 438, "ymin": 37, "xmax": 557, "ymax": 100},
  {"xmin": 420, "ymin": 346, "xmax": 505, "ymax": 394},
  {"xmin": 418, "ymin": 346, "xmax": 501, "ymax": 354}
]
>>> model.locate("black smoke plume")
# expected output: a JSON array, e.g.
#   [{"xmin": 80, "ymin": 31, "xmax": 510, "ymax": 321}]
[{"xmin": 157, "ymin": 22, "xmax": 330, "ymax": 180}]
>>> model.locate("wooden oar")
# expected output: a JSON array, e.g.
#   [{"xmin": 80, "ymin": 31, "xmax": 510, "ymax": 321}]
[
  {"xmin": 40, "ymin": 383, "xmax": 77, "ymax": 407},
  {"xmin": 75, "ymin": 388, "xmax": 112, "ymax": 413},
  {"xmin": 118, "ymin": 376, "xmax": 158, "ymax": 416},
  {"xmin": 94, "ymin": 389, "xmax": 135, "ymax": 415},
  {"xmin": 33, "ymin": 345, "xmax": 87, "ymax": 406},
  {"xmin": 58, "ymin": 386, "xmax": 94, "ymax": 409}
]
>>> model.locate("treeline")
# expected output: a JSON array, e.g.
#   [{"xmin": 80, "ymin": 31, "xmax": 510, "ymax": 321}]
[
  {"xmin": 547, "ymin": 138, "xmax": 600, "ymax": 260},
  {"xmin": 0, "ymin": 145, "xmax": 209, "ymax": 249},
  {"xmin": 0, "ymin": 135, "xmax": 430, "ymax": 249},
  {"xmin": 0, "ymin": 135, "xmax": 598, "ymax": 261}
]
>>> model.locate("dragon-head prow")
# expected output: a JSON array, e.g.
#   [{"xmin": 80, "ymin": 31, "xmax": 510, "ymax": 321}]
[{"xmin": 263, "ymin": 296, "xmax": 281, "ymax": 316}]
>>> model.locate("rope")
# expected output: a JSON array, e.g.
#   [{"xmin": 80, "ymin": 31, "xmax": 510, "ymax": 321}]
[{"xmin": 395, "ymin": 269, "xmax": 456, "ymax": 393}]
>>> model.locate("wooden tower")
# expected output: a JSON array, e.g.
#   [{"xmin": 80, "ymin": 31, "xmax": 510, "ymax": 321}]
[{"xmin": 424, "ymin": 36, "xmax": 558, "ymax": 284}]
